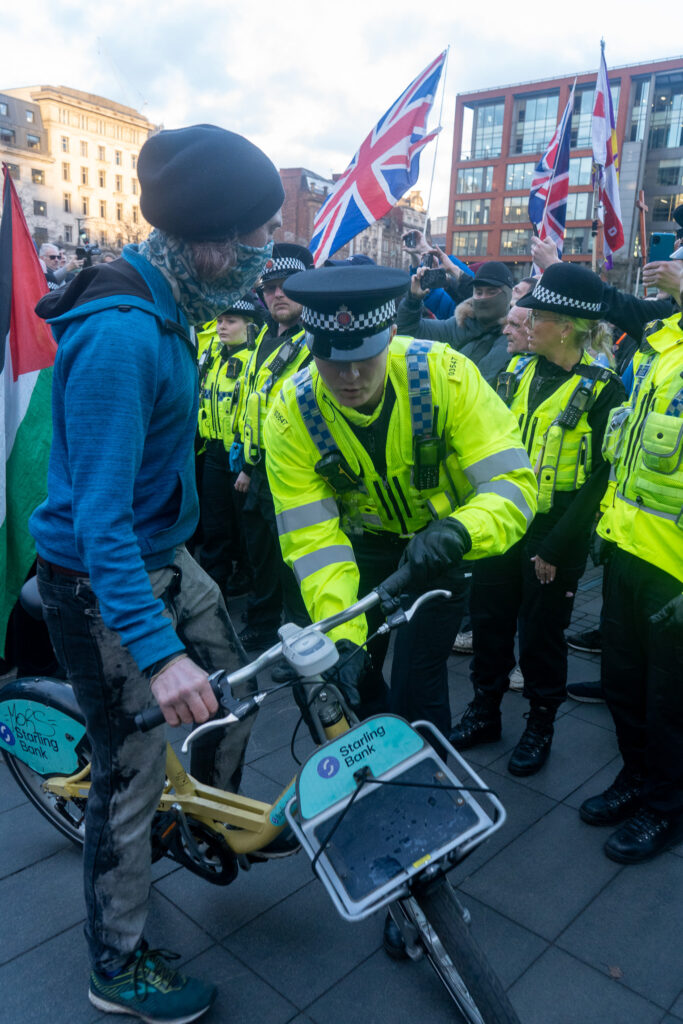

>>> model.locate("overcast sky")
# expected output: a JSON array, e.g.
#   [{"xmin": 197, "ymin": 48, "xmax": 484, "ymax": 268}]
[{"xmin": 6, "ymin": 1, "xmax": 680, "ymax": 219}]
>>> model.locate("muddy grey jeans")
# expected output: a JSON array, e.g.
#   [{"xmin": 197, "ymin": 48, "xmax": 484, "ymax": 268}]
[{"xmin": 37, "ymin": 545, "xmax": 254, "ymax": 974}]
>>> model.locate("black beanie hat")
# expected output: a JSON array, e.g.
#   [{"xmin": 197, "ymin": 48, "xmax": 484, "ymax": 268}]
[{"xmin": 138, "ymin": 124, "xmax": 284, "ymax": 242}]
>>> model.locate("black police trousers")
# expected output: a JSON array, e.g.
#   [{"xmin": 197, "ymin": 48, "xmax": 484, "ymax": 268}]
[{"xmin": 602, "ymin": 546, "xmax": 683, "ymax": 814}]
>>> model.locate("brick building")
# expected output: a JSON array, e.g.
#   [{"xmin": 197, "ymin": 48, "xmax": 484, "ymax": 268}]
[{"xmin": 448, "ymin": 55, "xmax": 683, "ymax": 286}]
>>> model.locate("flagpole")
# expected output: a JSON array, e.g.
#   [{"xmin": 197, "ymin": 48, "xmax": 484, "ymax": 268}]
[
  {"xmin": 591, "ymin": 40, "xmax": 605, "ymax": 273},
  {"xmin": 424, "ymin": 45, "xmax": 450, "ymax": 222}
]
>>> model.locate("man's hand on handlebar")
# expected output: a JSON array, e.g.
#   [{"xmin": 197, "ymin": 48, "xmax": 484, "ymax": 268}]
[
  {"xmin": 150, "ymin": 655, "xmax": 219, "ymax": 726},
  {"xmin": 322, "ymin": 639, "xmax": 368, "ymax": 709},
  {"xmin": 402, "ymin": 518, "xmax": 472, "ymax": 587}
]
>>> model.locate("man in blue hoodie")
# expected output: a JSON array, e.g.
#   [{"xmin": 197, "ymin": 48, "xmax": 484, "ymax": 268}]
[{"xmin": 30, "ymin": 124, "xmax": 284, "ymax": 1023}]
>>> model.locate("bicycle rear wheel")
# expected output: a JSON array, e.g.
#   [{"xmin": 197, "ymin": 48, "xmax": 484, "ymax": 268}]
[
  {"xmin": 397, "ymin": 877, "xmax": 521, "ymax": 1024},
  {"xmin": 0, "ymin": 677, "xmax": 91, "ymax": 847}
]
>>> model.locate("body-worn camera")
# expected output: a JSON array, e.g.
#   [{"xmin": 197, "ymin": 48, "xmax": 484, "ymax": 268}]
[{"xmin": 403, "ymin": 231, "xmax": 419, "ymax": 249}]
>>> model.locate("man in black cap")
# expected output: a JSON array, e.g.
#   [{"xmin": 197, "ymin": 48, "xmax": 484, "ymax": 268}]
[
  {"xmin": 396, "ymin": 260, "xmax": 513, "ymax": 384},
  {"xmin": 234, "ymin": 243, "xmax": 313, "ymax": 652},
  {"xmin": 29, "ymin": 124, "xmax": 284, "ymax": 1022}
]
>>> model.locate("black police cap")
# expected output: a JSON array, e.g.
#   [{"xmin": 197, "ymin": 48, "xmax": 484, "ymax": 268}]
[
  {"xmin": 138, "ymin": 124, "xmax": 284, "ymax": 242},
  {"xmin": 284, "ymin": 266, "xmax": 409, "ymax": 361},
  {"xmin": 260, "ymin": 243, "xmax": 313, "ymax": 284}
]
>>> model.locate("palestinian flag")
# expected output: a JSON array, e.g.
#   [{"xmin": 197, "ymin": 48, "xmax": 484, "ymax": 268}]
[{"xmin": 0, "ymin": 164, "xmax": 56, "ymax": 656}]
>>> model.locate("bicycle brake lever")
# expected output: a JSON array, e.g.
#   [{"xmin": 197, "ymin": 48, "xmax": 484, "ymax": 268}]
[
  {"xmin": 181, "ymin": 692, "xmax": 267, "ymax": 753},
  {"xmin": 377, "ymin": 588, "xmax": 452, "ymax": 634}
]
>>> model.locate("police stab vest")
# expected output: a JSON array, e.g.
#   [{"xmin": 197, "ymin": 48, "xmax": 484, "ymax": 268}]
[{"xmin": 242, "ymin": 325, "xmax": 308, "ymax": 464}]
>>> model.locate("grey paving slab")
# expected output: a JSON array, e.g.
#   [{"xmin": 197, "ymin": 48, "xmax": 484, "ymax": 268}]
[
  {"xmin": 562, "ymin": 754, "xmax": 624, "ymax": 811},
  {"xmin": 459, "ymin": 803, "xmax": 621, "ymax": 940},
  {"xmin": 0, "ymin": 922, "xmax": 91, "ymax": 1024},
  {"xmin": 0, "ymin": 846, "xmax": 84, "ymax": 965},
  {"xmin": 0, "ymin": 798, "xmax": 73, "ymax": 880},
  {"xmin": 564, "ymin": 696, "xmax": 616, "ymax": 730},
  {"xmin": 154, "ymin": 846, "xmax": 314, "ymax": 941},
  {"xmin": 486, "ymin": 710, "xmax": 620, "ymax": 802},
  {"xmin": 0, "ymin": 759, "xmax": 27, "ymax": 813},
  {"xmin": 221, "ymin": 878, "xmax": 381, "ymax": 1009},
  {"xmin": 455, "ymin": 892, "xmax": 548, "ymax": 988},
  {"xmin": 669, "ymin": 993, "xmax": 683, "ymax": 1020},
  {"xmin": 556, "ymin": 851, "xmax": 683, "ymax": 1007},
  {"xmin": 508, "ymin": 946, "xmax": 665, "ymax": 1024},
  {"xmin": 305, "ymin": 947, "xmax": 462, "ymax": 1024},
  {"xmin": 181, "ymin": 944, "xmax": 298, "ymax": 1024}
]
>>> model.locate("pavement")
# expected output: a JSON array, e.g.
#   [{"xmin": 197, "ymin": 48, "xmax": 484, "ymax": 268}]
[{"xmin": 1, "ymin": 564, "xmax": 682, "ymax": 1024}]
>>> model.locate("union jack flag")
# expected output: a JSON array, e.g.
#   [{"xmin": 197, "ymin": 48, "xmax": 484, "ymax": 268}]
[
  {"xmin": 528, "ymin": 86, "xmax": 575, "ymax": 256},
  {"xmin": 309, "ymin": 52, "xmax": 445, "ymax": 267}
]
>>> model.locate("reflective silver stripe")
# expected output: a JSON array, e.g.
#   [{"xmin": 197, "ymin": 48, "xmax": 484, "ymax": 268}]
[
  {"xmin": 616, "ymin": 491, "xmax": 682, "ymax": 523},
  {"xmin": 276, "ymin": 498, "xmax": 338, "ymax": 536},
  {"xmin": 293, "ymin": 545, "xmax": 356, "ymax": 583},
  {"xmin": 463, "ymin": 448, "xmax": 532, "ymax": 488},
  {"xmin": 361, "ymin": 513, "xmax": 383, "ymax": 527},
  {"xmin": 476, "ymin": 480, "xmax": 535, "ymax": 524}
]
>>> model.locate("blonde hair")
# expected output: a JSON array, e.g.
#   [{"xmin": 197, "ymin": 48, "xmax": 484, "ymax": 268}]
[{"xmin": 566, "ymin": 317, "xmax": 615, "ymax": 367}]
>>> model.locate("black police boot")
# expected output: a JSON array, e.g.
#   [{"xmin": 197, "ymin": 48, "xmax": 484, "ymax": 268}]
[
  {"xmin": 449, "ymin": 692, "xmax": 502, "ymax": 751},
  {"xmin": 580, "ymin": 768, "xmax": 645, "ymax": 826},
  {"xmin": 508, "ymin": 705, "xmax": 556, "ymax": 776},
  {"xmin": 604, "ymin": 809, "xmax": 683, "ymax": 864}
]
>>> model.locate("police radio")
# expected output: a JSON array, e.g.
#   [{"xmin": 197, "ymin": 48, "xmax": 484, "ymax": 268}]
[
  {"xmin": 246, "ymin": 323, "xmax": 259, "ymax": 350},
  {"xmin": 495, "ymin": 371, "xmax": 518, "ymax": 407},
  {"xmin": 557, "ymin": 380, "xmax": 596, "ymax": 430},
  {"xmin": 413, "ymin": 436, "xmax": 442, "ymax": 490},
  {"xmin": 314, "ymin": 451, "xmax": 361, "ymax": 493}
]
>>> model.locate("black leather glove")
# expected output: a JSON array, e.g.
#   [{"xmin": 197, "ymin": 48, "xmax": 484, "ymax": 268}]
[
  {"xmin": 649, "ymin": 593, "xmax": 683, "ymax": 634},
  {"xmin": 322, "ymin": 639, "xmax": 368, "ymax": 709},
  {"xmin": 402, "ymin": 518, "xmax": 472, "ymax": 588}
]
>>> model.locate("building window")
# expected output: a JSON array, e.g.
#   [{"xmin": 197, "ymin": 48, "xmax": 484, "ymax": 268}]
[
  {"xmin": 0, "ymin": 127, "xmax": 16, "ymax": 145},
  {"xmin": 131, "ymin": 178, "xmax": 138, "ymax": 195},
  {"xmin": 501, "ymin": 229, "xmax": 533, "ymax": 255},
  {"xmin": 131, "ymin": 154, "xmax": 137, "ymax": 170},
  {"xmin": 26, "ymin": 133, "xmax": 41, "ymax": 150},
  {"xmin": 657, "ymin": 159, "xmax": 683, "ymax": 187},
  {"xmin": 33, "ymin": 200, "xmax": 47, "ymax": 217},
  {"xmin": 64, "ymin": 193, "xmax": 71, "ymax": 213},
  {"xmin": 116, "ymin": 202, "xmax": 123, "ymax": 221},
  {"xmin": 453, "ymin": 198, "xmax": 490, "ymax": 226},
  {"xmin": 651, "ymin": 193, "xmax": 683, "ymax": 222},
  {"xmin": 80, "ymin": 140, "xmax": 88, "ymax": 156},
  {"xmin": 510, "ymin": 93, "xmax": 559, "ymax": 155},
  {"xmin": 452, "ymin": 230, "xmax": 489, "ymax": 257},
  {"xmin": 115, "ymin": 150, "xmax": 122, "ymax": 165},
  {"xmin": 569, "ymin": 156, "xmax": 593, "ymax": 187},
  {"xmin": 99, "ymin": 232, "xmax": 108, "ymax": 246},
  {"xmin": 64, "ymin": 225, "xmax": 73, "ymax": 243},
  {"xmin": 505, "ymin": 162, "xmax": 536, "ymax": 191},
  {"xmin": 571, "ymin": 85, "xmax": 620, "ymax": 149},
  {"xmin": 462, "ymin": 102, "xmax": 505, "ymax": 160},
  {"xmin": 628, "ymin": 79, "xmax": 650, "ymax": 143},
  {"xmin": 132, "ymin": 206, "xmax": 138, "ymax": 224},
  {"xmin": 82, "ymin": 197, "xmax": 89, "ymax": 216},
  {"xmin": 455, "ymin": 166, "xmax": 493, "ymax": 194},
  {"xmin": 115, "ymin": 175, "xmax": 123, "ymax": 192},
  {"xmin": 100, "ymin": 200, "xmax": 107, "ymax": 218},
  {"xmin": 565, "ymin": 192, "xmax": 591, "ymax": 220},
  {"xmin": 26, "ymin": 110, "xmax": 34, "ymax": 123},
  {"xmin": 0, "ymin": 102, "xmax": 7, "ymax": 116},
  {"xmin": 31, "ymin": 168, "xmax": 45, "ymax": 185},
  {"xmin": 5, "ymin": 163, "xmax": 20, "ymax": 180},
  {"xmin": 81, "ymin": 166, "xmax": 89, "ymax": 185},
  {"xmin": 62, "ymin": 161, "xmax": 70, "ymax": 181},
  {"xmin": 33, "ymin": 227, "xmax": 48, "ymax": 245},
  {"xmin": 648, "ymin": 75, "xmax": 683, "ymax": 150},
  {"xmin": 97, "ymin": 119, "xmax": 104, "ymax": 134},
  {"xmin": 502, "ymin": 196, "xmax": 529, "ymax": 223},
  {"xmin": 564, "ymin": 227, "xmax": 592, "ymax": 254},
  {"xmin": 99, "ymin": 170, "xmax": 106, "ymax": 188},
  {"xmin": 98, "ymin": 145, "xmax": 105, "ymax": 160},
  {"xmin": 61, "ymin": 135, "xmax": 69, "ymax": 152}
]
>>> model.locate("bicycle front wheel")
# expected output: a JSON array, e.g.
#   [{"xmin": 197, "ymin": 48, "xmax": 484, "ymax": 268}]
[{"xmin": 397, "ymin": 877, "xmax": 521, "ymax": 1024}]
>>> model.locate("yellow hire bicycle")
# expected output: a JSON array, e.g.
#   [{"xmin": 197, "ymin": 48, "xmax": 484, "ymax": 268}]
[{"xmin": 0, "ymin": 567, "xmax": 520, "ymax": 1024}]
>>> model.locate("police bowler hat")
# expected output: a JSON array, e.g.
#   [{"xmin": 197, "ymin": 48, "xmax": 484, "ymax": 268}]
[
  {"xmin": 517, "ymin": 262, "xmax": 609, "ymax": 320},
  {"xmin": 259, "ymin": 243, "xmax": 313, "ymax": 284},
  {"xmin": 284, "ymin": 266, "xmax": 409, "ymax": 361},
  {"xmin": 138, "ymin": 124, "xmax": 284, "ymax": 242}
]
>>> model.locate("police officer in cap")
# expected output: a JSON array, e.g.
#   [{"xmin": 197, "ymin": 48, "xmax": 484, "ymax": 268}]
[{"xmin": 264, "ymin": 264, "xmax": 537, "ymax": 740}]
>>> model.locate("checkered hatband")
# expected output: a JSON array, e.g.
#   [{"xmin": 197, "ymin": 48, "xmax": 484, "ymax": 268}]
[
  {"xmin": 230, "ymin": 299, "xmax": 257, "ymax": 314},
  {"xmin": 261, "ymin": 257, "xmax": 308, "ymax": 281},
  {"xmin": 302, "ymin": 299, "xmax": 396, "ymax": 335},
  {"xmin": 531, "ymin": 283, "xmax": 603, "ymax": 314}
]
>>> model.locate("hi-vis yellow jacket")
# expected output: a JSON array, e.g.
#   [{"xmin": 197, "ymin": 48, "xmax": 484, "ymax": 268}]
[
  {"xmin": 238, "ymin": 323, "xmax": 309, "ymax": 465},
  {"xmin": 506, "ymin": 352, "xmax": 616, "ymax": 514},
  {"xmin": 263, "ymin": 337, "xmax": 537, "ymax": 645},
  {"xmin": 598, "ymin": 314, "xmax": 683, "ymax": 583},
  {"xmin": 197, "ymin": 338, "xmax": 250, "ymax": 445}
]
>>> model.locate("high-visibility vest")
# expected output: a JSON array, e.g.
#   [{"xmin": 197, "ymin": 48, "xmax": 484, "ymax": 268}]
[
  {"xmin": 239, "ymin": 324, "xmax": 308, "ymax": 464},
  {"xmin": 197, "ymin": 340, "xmax": 250, "ymax": 444}
]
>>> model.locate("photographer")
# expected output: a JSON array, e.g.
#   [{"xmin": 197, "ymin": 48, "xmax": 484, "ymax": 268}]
[
  {"xmin": 396, "ymin": 256, "xmax": 513, "ymax": 384},
  {"xmin": 403, "ymin": 230, "xmax": 474, "ymax": 318}
]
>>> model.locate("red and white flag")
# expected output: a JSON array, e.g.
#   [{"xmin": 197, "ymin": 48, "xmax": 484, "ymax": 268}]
[{"xmin": 592, "ymin": 43, "xmax": 624, "ymax": 267}]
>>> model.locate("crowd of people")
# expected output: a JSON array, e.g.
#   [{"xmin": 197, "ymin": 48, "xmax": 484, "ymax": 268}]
[{"xmin": 7, "ymin": 121, "xmax": 682, "ymax": 1023}]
